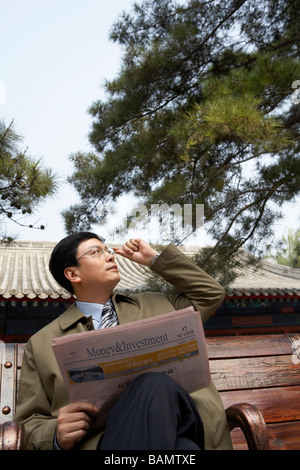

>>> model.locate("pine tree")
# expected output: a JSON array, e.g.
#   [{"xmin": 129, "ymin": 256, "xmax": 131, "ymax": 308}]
[
  {"xmin": 0, "ymin": 119, "xmax": 58, "ymax": 238},
  {"xmin": 63, "ymin": 0, "xmax": 300, "ymax": 279},
  {"xmin": 272, "ymin": 228, "xmax": 300, "ymax": 268}
]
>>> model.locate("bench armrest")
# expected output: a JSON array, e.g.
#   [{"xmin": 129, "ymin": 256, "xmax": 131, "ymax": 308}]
[
  {"xmin": 226, "ymin": 402, "xmax": 270, "ymax": 450},
  {"xmin": 0, "ymin": 405, "xmax": 268, "ymax": 451},
  {"xmin": 0, "ymin": 421, "xmax": 25, "ymax": 450}
]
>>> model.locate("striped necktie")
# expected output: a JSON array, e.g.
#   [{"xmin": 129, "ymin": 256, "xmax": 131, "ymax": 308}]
[{"xmin": 101, "ymin": 304, "xmax": 119, "ymax": 328}]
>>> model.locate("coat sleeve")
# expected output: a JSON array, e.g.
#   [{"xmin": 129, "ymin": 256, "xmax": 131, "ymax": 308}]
[
  {"xmin": 150, "ymin": 244, "xmax": 225, "ymax": 323},
  {"xmin": 13, "ymin": 339, "xmax": 57, "ymax": 450}
]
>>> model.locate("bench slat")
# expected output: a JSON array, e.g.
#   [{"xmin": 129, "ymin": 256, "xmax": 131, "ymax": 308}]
[
  {"xmin": 230, "ymin": 421, "xmax": 300, "ymax": 450},
  {"xmin": 16, "ymin": 344, "xmax": 26, "ymax": 369},
  {"xmin": 220, "ymin": 385, "xmax": 300, "ymax": 423},
  {"xmin": 0, "ymin": 344, "xmax": 17, "ymax": 424},
  {"xmin": 210, "ymin": 355, "xmax": 300, "ymax": 390},
  {"xmin": 267, "ymin": 421, "xmax": 300, "ymax": 450},
  {"xmin": 206, "ymin": 334, "xmax": 296, "ymax": 358}
]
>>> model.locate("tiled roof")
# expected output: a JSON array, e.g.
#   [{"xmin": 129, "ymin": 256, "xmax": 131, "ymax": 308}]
[
  {"xmin": 0, "ymin": 241, "xmax": 68, "ymax": 300},
  {"xmin": 0, "ymin": 240, "xmax": 152, "ymax": 300},
  {"xmin": 226, "ymin": 253, "xmax": 300, "ymax": 297},
  {"xmin": 0, "ymin": 241, "xmax": 299, "ymax": 300}
]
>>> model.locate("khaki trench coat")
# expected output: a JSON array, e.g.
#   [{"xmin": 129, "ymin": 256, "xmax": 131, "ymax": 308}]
[{"xmin": 14, "ymin": 244, "xmax": 233, "ymax": 450}]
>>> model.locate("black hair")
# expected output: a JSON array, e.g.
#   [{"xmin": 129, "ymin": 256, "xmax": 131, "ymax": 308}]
[{"xmin": 49, "ymin": 231, "xmax": 104, "ymax": 294}]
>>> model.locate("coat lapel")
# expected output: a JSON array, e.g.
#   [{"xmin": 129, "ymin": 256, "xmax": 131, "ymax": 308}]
[{"xmin": 59, "ymin": 302, "xmax": 89, "ymax": 331}]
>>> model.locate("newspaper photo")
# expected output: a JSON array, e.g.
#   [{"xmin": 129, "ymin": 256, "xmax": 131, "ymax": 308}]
[{"xmin": 52, "ymin": 306, "xmax": 211, "ymax": 420}]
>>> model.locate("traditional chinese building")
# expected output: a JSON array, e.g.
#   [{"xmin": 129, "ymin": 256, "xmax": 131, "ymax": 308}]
[{"xmin": 0, "ymin": 241, "xmax": 299, "ymax": 342}]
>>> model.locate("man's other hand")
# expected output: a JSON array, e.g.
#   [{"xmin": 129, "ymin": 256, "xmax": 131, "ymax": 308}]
[
  {"xmin": 114, "ymin": 239, "xmax": 158, "ymax": 267},
  {"xmin": 56, "ymin": 401, "xmax": 100, "ymax": 450}
]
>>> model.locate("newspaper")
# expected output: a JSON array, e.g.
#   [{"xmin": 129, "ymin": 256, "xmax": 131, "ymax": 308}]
[{"xmin": 52, "ymin": 306, "xmax": 211, "ymax": 422}]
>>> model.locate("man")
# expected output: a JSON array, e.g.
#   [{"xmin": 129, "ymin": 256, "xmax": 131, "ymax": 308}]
[{"xmin": 14, "ymin": 232, "xmax": 232, "ymax": 450}]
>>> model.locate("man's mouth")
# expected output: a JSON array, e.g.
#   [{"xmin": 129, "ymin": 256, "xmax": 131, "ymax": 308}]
[{"xmin": 107, "ymin": 264, "xmax": 118, "ymax": 271}]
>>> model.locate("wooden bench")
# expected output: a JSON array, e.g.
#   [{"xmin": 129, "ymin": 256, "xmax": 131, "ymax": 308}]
[
  {"xmin": 207, "ymin": 333, "xmax": 300, "ymax": 450},
  {"xmin": 1, "ymin": 333, "xmax": 300, "ymax": 450}
]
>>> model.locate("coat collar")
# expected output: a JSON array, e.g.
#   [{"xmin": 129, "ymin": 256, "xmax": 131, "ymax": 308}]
[
  {"xmin": 59, "ymin": 303, "xmax": 87, "ymax": 331},
  {"xmin": 58, "ymin": 292, "xmax": 135, "ymax": 331},
  {"xmin": 112, "ymin": 292, "xmax": 136, "ymax": 305}
]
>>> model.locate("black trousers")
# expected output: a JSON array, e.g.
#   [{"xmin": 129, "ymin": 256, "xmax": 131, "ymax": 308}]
[{"xmin": 98, "ymin": 372, "xmax": 205, "ymax": 450}]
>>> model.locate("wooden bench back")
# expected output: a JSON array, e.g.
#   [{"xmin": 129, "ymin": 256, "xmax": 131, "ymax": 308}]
[
  {"xmin": 0, "ymin": 343, "xmax": 19, "ymax": 425},
  {"xmin": 1, "ymin": 334, "xmax": 300, "ymax": 449},
  {"xmin": 207, "ymin": 333, "xmax": 300, "ymax": 450}
]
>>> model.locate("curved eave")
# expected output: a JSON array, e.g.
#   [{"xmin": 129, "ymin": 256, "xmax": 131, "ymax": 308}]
[{"xmin": 0, "ymin": 241, "xmax": 299, "ymax": 301}]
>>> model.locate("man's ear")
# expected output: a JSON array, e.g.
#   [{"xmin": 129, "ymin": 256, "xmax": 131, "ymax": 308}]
[{"xmin": 64, "ymin": 266, "xmax": 81, "ymax": 285}]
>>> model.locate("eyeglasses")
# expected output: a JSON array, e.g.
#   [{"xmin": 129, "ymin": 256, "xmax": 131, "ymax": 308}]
[{"xmin": 74, "ymin": 245, "xmax": 115, "ymax": 263}]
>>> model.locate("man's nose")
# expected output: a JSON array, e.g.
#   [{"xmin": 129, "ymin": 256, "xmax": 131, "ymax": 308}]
[{"xmin": 105, "ymin": 250, "xmax": 115, "ymax": 261}]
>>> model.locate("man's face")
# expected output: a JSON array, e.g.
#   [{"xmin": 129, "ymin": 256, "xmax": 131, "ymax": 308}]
[{"xmin": 73, "ymin": 238, "xmax": 121, "ymax": 290}]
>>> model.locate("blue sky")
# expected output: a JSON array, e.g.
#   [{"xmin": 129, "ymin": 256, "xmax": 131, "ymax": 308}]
[
  {"xmin": 1, "ymin": 0, "xmax": 135, "ymax": 242},
  {"xmin": 0, "ymin": 0, "xmax": 299, "ymax": 247}
]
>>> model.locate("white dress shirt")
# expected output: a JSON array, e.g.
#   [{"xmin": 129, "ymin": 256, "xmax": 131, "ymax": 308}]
[{"xmin": 76, "ymin": 298, "xmax": 115, "ymax": 329}]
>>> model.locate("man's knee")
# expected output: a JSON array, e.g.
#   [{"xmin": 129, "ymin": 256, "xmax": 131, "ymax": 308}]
[
  {"xmin": 130, "ymin": 372, "xmax": 176, "ymax": 392},
  {"xmin": 127, "ymin": 372, "xmax": 193, "ymax": 407}
]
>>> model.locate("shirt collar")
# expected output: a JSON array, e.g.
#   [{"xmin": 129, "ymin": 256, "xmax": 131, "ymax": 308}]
[
  {"xmin": 59, "ymin": 293, "xmax": 134, "ymax": 331},
  {"xmin": 76, "ymin": 298, "xmax": 114, "ymax": 323}
]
